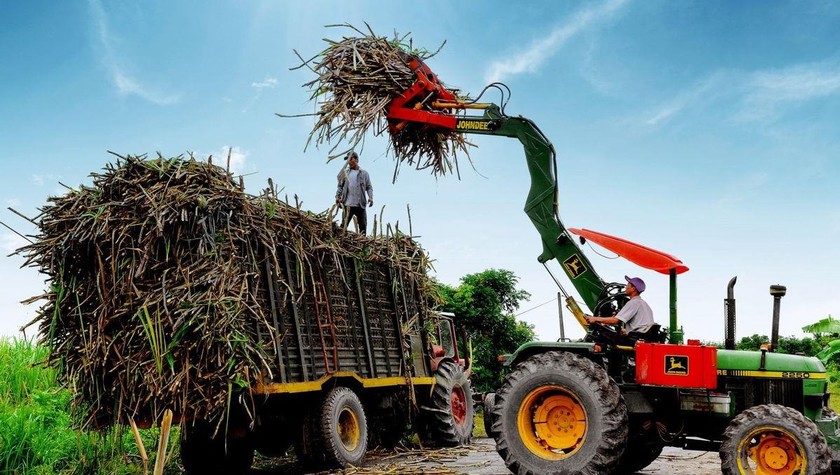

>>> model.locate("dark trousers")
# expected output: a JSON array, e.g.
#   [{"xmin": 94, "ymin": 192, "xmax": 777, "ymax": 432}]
[{"xmin": 342, "ymin": 206, "xmax": 367, "ymax": 235}]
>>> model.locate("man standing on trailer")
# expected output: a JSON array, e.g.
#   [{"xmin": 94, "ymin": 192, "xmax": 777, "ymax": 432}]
[
  {"xmin": 336, "ymin": 151, "xmax": 373, "ymax": 235},
  {"xmin": 584, "ymin": 276, "xmax": 654, "ymax": 333}
]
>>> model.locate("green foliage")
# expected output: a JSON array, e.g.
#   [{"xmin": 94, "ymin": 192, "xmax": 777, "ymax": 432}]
[
  {"xmin": 437, "ymin": 269, "xmax": 535, "ymax": 393},
  {"xmin": 733, "ymin": 333, "xmax": 823, "ymax": 356},
  {"xmin": 800, "ymin": 315, "xmax": 840, "ymax": 364},
  {"xmin": 801, "ymin": 315, "xmax": 840, "ymax": 337},
  {"xmin": 0, "ymin": 338, "xmax": 180, "ymax": 474},
  {"xmin": 734, "ymin": 334, "xmax": 768, "ymax": 351}
]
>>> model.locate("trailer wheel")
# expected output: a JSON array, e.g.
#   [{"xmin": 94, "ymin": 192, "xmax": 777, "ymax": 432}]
[
  {"xmin": 720, "ymin": 404, "xmax": 831, "ymax": 475},
  {"xmin": 483, "ymin": 393, "xmax": 497, "ymax": 438},
  {"xmin": 491, "ymin": 351, "xmax": 627, "ymax": 475},
  {"xmin": 311, "ymin": 387, "xmax": 368, "ymax": 468},
  {"xmin": 420, "ymin": 360, "xmax": 475, "ymax": 447},
  {"xmin": 180, "ymin": 421, "xmax": 254, "ymax": 475}
]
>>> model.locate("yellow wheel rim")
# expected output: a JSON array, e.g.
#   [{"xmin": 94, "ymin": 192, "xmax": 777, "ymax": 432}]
[
  {"xmin": 517, "ymin": 385, "xmax": 587, "ymax": 460},
  {"xmin": 338, "ymin": 407, "xmax": 360, "ymax": 452},
  {"xmin": 737, "ymin": 426, "xmax": 805, "ymax": 474}
]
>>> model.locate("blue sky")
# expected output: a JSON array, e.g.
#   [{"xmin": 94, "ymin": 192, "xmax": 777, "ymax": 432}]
[{"xmin": 2, "ymin": 0, "xmax": 839, "ymax": 343}]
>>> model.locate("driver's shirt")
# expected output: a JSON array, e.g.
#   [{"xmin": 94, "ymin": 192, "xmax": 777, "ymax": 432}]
[{"xmin": 616, "ymin": 296, "xmax": 654, "ymax": 332}]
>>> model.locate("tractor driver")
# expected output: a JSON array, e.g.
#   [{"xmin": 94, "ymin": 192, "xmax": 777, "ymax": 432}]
[{"xmin": 584, "ymin": 276, "xmax": 654, "ymax": 333}]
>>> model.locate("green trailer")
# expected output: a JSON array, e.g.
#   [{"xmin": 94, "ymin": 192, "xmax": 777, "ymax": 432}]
[{"xmin": 179, "ymin": 247, "xmax": 474, "ymax": 474}]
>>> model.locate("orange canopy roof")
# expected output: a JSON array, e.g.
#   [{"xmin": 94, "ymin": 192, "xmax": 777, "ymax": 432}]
[{"xmin": 568, "ymin": 228, "xmax": 689, "ymax": 275}]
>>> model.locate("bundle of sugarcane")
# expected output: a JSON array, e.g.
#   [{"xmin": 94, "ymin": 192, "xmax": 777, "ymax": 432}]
[
  {"xmin": 17, "ymin": 153, "xmax": 435, "ymax": 429},
  {"xmin": 295, "ymin": 23, "xmax": 471, "ymax": 177}
]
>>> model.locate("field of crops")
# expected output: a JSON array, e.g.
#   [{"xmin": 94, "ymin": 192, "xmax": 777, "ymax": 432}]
[{"xmin": 0, "ymin": 338, "xmax": 180, "ymax": 474}]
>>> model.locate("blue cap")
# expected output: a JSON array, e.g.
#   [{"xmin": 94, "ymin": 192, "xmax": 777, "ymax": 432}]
[{"xmin": 625, "ymin": 276, "xmax": 646, "ymax": 293}]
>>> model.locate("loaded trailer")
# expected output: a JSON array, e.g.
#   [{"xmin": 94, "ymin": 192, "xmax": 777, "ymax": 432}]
[
  {"xmin": 180, "ymin": 244, "xmax": 474, "ymax": 474},
  {"xmin": 17, "ymin": 157, "xmax": 474, "ymax": 475}
]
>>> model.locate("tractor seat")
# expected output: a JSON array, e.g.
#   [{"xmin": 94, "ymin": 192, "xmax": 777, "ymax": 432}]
[{"xmin": 627, "ymin": 323, "xmax": 667, "ymax": 344}]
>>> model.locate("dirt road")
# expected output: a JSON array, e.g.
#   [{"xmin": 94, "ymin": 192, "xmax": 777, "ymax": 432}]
[{"xmin": 250, "ymin": 437, "xmax": 722, "ymax": 474}]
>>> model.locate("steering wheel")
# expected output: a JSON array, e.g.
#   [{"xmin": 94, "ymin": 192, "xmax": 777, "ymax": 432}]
[{"xmin": 594, "ymin": 282, "xmax": 629, "ymax": 317}]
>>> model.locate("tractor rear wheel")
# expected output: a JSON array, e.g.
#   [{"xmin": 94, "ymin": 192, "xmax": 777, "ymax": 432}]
[
  {"xmin": 491, "ymin": 351, "xmax": 627, "ymax": 475},
  {"xmin": 720, "ymin": 404, "xmax": 831, "ymax": 475},
  {"xmin": 420, "ymin": 361, "xmax": 474, "ymax": 447}
]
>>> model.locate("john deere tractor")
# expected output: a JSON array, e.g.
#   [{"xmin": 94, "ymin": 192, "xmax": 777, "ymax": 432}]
[{"xmin": 385, "ymin": 54, "xmax": 840, "ymax": 474}]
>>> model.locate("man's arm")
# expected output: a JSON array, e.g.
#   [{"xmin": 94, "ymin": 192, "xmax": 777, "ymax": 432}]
[
  {"xmin": 585, "ymin": 299, "xmax": 640, "ymax": 326},
  {"xmin": 336, "ymin": 178, "xmax": 344, "ymax": 204},
  {"xmin": 364, "ymin": 170, "xmax": 373, "ymax": 205},
  {"xmin": 585, "ymin": 315, "xmax": 621, "ymax": 325}
]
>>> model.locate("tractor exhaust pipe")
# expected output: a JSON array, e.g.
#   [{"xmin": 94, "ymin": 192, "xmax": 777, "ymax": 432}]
[
  {"xmin": 724, "ymin": 276, "xmax": 737, "ymax": 350},
  {"xmin": 770, "ymin": 285, "xmax": 787, "ymax": 352}
]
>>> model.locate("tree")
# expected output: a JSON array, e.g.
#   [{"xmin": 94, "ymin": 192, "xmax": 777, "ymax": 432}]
[
  {"xmin": 801, "ymin": 315, "xmax": 840, "ymax": 338},
  {"xmin": 802, "ymin": 315, "xmax": 840, "ymax": 366},
  {"xmin": 437, "ymin": 269, "xmax": 535, "ymax": 392},
  {"xmin": 733, "ymin": 334, "xmax": 822, "ymax": 356}
]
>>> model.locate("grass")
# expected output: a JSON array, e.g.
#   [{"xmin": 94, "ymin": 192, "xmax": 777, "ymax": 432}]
[
  {"xmin": 473, "ymin": 410, "xmax": 487, "ymax": 439},
  {"xmin": 829, "ymin": 377, "xmax": 840, "ymax": 414},
  {"xmin": 0, "ymin": 338, "xmax": 180, "ymax": 474}
]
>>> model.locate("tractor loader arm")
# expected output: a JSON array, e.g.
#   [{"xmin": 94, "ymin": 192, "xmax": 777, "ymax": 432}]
[{"xmin": 386, "ymin": 56, "xmax": 609, "ymax": 322}]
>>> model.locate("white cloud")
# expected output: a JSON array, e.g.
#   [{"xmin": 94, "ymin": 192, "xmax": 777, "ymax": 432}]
[
  {"xmin": 242, "ymin": 76, "xmax": 279, "ymax": 112},
  {"xmin": 641, "ymin": 58, "xmax": 840, "ymax": 127},
  {"xmin": 212, "ymin": 147, "xmax": 247, "ymax": 175},
  {"xmin": 88, "ymin": 0, "xmax": 180, "ymax": 105},
  {"xmin": 112, "ymin": 70, "xmax": 180, "ymax": 105},
  {"xmin": 31, "ymin": 174, "xmax": 62, "ymax": 187},
  {"xmin": 251, "ymin": 77, "xmax": 278, "ymax": 90},
  {"xmin": 484, "ymin": 0, "xmax": 630, "ymax": 84},
  {"xmin": 0, "ymin": 232, "xmax": 28, "ymax": 255},
  {"xmin": 643, "ymin": 73, "xmax": 726, "ymax": 127},
  {"xmin": 715, "ymin": 172, "xmax": 769, "ymax": 210},
  {"xmin": 736, "ymin": 59, "xmax": 840, "ymax": 122}
]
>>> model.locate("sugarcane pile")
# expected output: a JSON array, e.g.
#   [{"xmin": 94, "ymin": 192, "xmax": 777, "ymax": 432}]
[
  {"xmin": 18, "ymin": 154, "xmax": 434, "ymax": 429},
  {"xmin": 295, "ymin": 23, "xmax": 471, "ymax": 177}
]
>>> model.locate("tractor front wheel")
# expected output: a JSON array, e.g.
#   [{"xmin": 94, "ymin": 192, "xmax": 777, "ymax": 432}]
[
  {"xmin": 491, "ymin": 351, "xmax": 627, "ymax": 475},
  {"xmin": 720, "ymin": 404, "xmax": 831, "ymax": 475}
]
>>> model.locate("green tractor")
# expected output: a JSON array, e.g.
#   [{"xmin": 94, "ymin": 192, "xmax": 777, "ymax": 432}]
[
  {"xmin": 384, "ymin": 54, "xmax": 840, "ymax": 474},
  {"xmin": 487, "ymin": 263, "xmax": 838, "ymax": 475}
]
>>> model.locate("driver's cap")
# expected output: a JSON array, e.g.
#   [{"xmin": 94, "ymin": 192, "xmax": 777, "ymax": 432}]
[{"xmin": 625, "ymin": 276, "xmax": 646, "ymax": 293}]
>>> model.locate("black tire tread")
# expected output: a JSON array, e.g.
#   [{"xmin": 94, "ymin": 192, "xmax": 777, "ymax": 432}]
[
  {"xmin": 491, "ymin": 351, "xmax": 627, "ymax": 475},
  {"xmin": 420, "ymin": 361, "xmax": 475, "ymax": 447},
  {"xmin": 720, "ymin": 403, "xmax": 831, "ymax": 475},
  {"xmin": 483, "ymin": 393, "xmax": 497, "ymax": 439}
]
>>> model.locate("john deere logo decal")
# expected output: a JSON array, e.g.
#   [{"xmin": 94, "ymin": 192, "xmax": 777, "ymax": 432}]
[
  {"xmin": 456, "ymin": 119, "xmax": 493, "ymax": 131},
  {"xmin": 563, "ymin": 255, "xmax": 587, "ymax": 279},
  {"xmin": 665, "ymin": 355, "xmax": 689, "ymax": 375}
]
